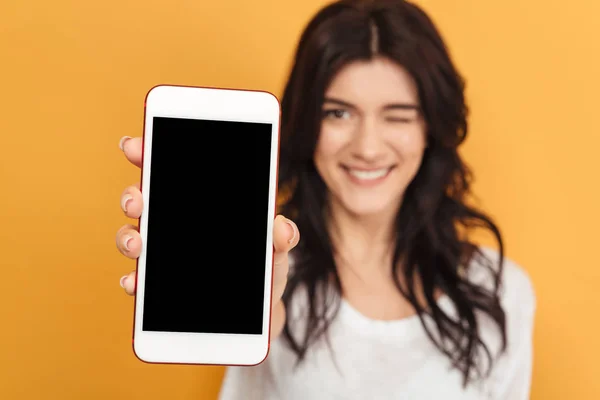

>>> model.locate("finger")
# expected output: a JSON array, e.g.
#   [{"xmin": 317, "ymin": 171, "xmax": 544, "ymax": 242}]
[
  {"xmin": 115, "ymin": 224, "xmax": 142, "ymax": 259},
  {"xmin": 120, "ymin": 184, "xmax": 143, "ymax": 218},
  {"xmin": 119, "ymin": 270, "xmax": 137, "ymax": 296},
  {"xmin": 119, "ymin": 136, "xmax": 143, "ymax": 168}
]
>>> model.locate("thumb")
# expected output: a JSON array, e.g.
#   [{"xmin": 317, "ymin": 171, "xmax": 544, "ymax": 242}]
[{"xmin": 273, "ymin": 215, "xmax": 299, "ymax": 254}]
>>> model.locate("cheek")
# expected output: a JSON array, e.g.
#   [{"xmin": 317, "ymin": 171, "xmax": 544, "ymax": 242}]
[
  {"xmin": 315, "ymin": 127, "xmax": 349, "ymax": 165},
  {"xmin": 391, "ymin": 127, "xmax": 427, "ymax": 159}
]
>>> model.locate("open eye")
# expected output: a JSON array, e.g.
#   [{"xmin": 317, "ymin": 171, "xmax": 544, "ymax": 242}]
[{"xmin": 323, "ymin": 109, "xmax": 351, "ymax": 120}]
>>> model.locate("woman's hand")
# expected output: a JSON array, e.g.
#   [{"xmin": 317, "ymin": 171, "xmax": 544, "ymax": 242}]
[{"xmin": 115, "ymin": 136, "xmax": 298, "ymax": 340}]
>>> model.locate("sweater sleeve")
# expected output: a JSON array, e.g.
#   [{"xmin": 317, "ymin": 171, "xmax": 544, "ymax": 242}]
[
  {"xmin": 218, "ymin": 365, "xmax": 265, "ymax": 400},
  {"xmin": 476, "ymin": 247, "xmax": 537, "ymax": 400}
]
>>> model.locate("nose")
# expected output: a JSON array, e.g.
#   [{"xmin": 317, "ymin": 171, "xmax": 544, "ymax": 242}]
[{"xmin": 350, "ymin": 117, "xmax": 386, "ymax": 162}]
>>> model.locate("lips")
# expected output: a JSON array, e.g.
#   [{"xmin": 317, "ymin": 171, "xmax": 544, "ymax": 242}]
[
  {"xmin": 347, "ymin": 167, "xmax": 390, "ymax": 180},
  {"xmin": 342, "ymin": 165, "xmax": 395, "ymax": 185}
]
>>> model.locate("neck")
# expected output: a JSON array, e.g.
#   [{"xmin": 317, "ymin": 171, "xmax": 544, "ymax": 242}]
[{"xmin": 327, "ymin": 201, "xmax": 399, "ymax": 276}]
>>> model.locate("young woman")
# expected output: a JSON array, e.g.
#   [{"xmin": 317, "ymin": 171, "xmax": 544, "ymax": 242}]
[{"xmin": 116, "ymin": 0, "xmax": 536, "ymax": 398}]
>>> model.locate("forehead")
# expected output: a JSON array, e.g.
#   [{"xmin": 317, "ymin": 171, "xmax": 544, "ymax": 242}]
[{"xmin": 325, "ymin": 57, "xmax": 419, "ymax": 106}]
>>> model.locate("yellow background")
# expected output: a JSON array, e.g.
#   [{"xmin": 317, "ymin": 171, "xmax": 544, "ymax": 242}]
[{"xmin": 1, "ymin": 0, "xmax": 598, "ymax": 398}]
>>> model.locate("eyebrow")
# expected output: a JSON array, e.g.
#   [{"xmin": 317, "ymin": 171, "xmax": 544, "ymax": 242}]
[{"xmin": 323, "ymin": 97, "xmax": 420, "ymax": 111}]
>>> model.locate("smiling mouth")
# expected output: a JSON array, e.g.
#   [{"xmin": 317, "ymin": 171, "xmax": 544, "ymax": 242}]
[{"xmin": 342, "ymin": 166, "xmax": 395, "ymax": 183}]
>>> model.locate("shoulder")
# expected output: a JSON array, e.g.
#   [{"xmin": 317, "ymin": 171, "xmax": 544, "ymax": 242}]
[{"xmin": 467, "ymin": 245, "xmax": 537, "ymax": 321}]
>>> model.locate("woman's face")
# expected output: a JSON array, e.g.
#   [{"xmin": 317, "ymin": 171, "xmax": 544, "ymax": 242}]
[{"xmin": 314, "ymin": 57, "xmax": 427, "ymax": 219}]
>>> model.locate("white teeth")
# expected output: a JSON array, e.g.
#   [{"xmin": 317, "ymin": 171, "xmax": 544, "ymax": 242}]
[{"xmin": 347, "ymin": 168, "xmax": 390, "ymax": 180}]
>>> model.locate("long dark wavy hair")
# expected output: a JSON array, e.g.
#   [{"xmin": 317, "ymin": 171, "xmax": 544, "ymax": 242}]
[{"xmin": 277, "ymin": 0, "xmax": 506, "ymax": 387}]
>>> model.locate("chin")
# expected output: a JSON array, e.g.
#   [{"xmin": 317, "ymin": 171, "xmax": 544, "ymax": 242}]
[{"xmin": 338, "ymin": 196, "xmax": 398, "ymax": 219}]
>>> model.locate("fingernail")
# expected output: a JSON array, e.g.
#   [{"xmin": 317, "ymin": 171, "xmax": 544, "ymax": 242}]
[
  {"xmin": 285, "ymin": 219, "xmax": 297, "ymax": 244},
  {"xmin": 123, "ymin": 235, "xmax": 133, "ymax": 251},
  {"xmin": 120, "ymin": 275, "xmax": 128, "ymax": 288},
  {"xmin": 119, "ymin": 136, "xmax": 132, "ymax": 151},
  {"xmin": 121, "ymin": 194, "xmax": 133, "ymax": 213}
]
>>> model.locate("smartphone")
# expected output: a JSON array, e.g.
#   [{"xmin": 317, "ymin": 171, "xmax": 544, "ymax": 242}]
[{"xmin": 132, "ymin": 84, "xmax": 280, "ymax": 366}]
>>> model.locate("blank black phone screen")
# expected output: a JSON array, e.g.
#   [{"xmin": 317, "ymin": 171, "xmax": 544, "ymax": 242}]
[{"xmin": 141, "ymin": 116, "xmax": 273, "ymax": 335}]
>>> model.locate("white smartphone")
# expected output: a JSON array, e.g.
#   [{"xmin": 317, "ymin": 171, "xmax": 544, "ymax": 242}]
[{"xmin": 132, "ymin": 84, "xmax": 280, "ymax": 366}]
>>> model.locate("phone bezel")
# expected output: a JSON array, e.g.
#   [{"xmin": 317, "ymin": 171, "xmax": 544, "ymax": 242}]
[{"xmin": 132, "ymin": 84, "xmax": 280, "ymax": 366}]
